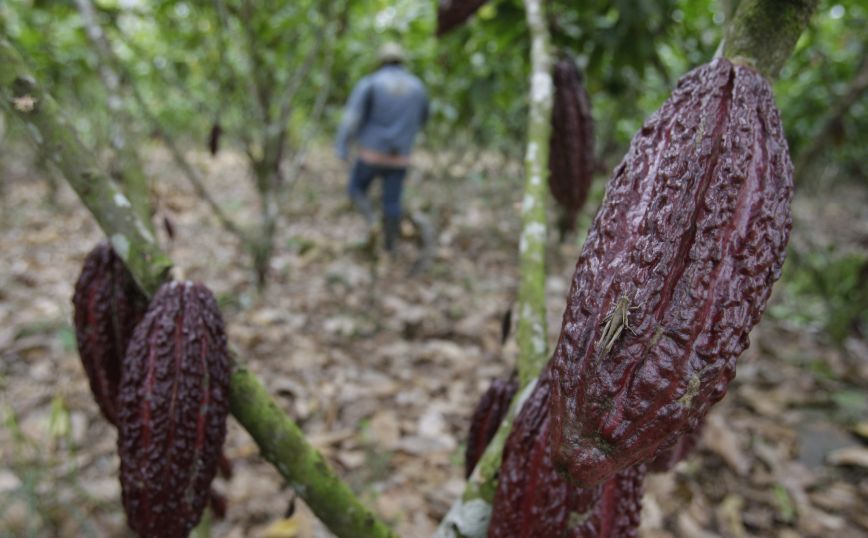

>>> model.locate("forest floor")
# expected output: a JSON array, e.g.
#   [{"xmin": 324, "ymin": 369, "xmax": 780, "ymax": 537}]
[{"xmin": 1, "ymin": 145, "xmax": 867, "ymax": 538}]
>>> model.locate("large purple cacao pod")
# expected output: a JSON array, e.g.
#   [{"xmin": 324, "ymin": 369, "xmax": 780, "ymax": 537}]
[
  {"xmin": 647, "ymin": 419, "xmax": 704, "ymax": 473},
  {"xmin": 437, "ymin": 0, "xmax": 489, "ymax": 36},
  {"xmin": 117, "ymin": 281, "xmax": 231, "ymax": 538},
  {"xmin": 549, "ymin": 56, "xmax": 595, "ymax": 235},
  {"xmin": 548, "ymin": 58, "xmax": 793, "ymax": 487},
  {"xmin": 488, "ymin": 367, "xmax": 646, "ymax": 537},
  {"xmin": 72, "ymin": 241, "xmax": 148, "ymax": 425},
  {"xmin": 465, "ymin": 376, "xmax": 518, "ymax": 478}
]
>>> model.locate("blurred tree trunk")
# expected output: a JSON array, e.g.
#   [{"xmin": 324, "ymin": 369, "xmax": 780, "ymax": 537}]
[
  {"xmin": 794, "ymin": 56, "xmax": 868, "ymax": 185},
  {"xmin": 235, "ymin": 0, "xmax": 342, "ymax": 289},
  {"xmin": 74, "ymin": 0, "xmax": 154, "ymax": 233}
]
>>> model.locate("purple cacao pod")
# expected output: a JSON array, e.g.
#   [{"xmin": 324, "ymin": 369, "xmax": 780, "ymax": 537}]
[
  {"xmin": 549, "ymin": 56, "xmax": 595, "ymax": 235},
  {"xmin": 647, "ymin": 419, "xmax": 704, "ymax": 473},
  {"xmin": 548, "ymin": 58, "xmax": 793, "ymax": 486},
  {"xmin": 72, "ymin": 241, "xmax": 148, "ymax": 425},
  {"xmin": 488, "ymin": 367, "xmax": 646, "ymax": 537},
  {"xmin": 437, "ymin": 0, "xmax": 489, "ymax": 36},
  {"xmin": 117, "ymin": 281, "xmax": 231, "ymax": 537},
  {"xmin": 465, "ymin": 376, "xmax": 518, "ymax": 478}
]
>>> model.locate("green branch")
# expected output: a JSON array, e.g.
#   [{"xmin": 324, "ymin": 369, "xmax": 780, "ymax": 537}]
[
  {"xmin": 0, "ymin": 43, "xmax": 170, "ymax": 294},
  {"xmin": 435, "ymin": 0, "xmax": 554, "ymax": 535},
  {"xmin": 722, "ymin": 0, "xmax": 819, "ymax": 79},
  {"xmin": 0, "ymin": 37, "xmax": 395, "ymax": 538},
  {"xmin": 516, "ymin": 0, "xmax": 553, "ymax": 386}
]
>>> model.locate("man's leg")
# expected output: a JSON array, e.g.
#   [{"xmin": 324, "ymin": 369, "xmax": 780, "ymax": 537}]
[
  {"xmin": 347, "ymin": 159, "xmax": 377, "ymax": 224},
  {"xmin": 381, "ymin": 166, "xmax": 407, "ymax": 253}
]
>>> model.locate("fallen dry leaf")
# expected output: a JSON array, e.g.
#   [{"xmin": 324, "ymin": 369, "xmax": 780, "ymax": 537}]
[{"xmin": 827, "ymin": 446, "xmax": 868, "ymax": 468}]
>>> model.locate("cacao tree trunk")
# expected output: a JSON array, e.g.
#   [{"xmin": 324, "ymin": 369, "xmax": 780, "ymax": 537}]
[{"xmin": 435, "ymin": 0, "xmax": 554, "ymax": 535}]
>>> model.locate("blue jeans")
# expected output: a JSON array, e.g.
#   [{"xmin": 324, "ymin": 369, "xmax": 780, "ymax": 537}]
[{"xmin": 347, "ymin": 160, "xmax": 407, "ymax": 219}]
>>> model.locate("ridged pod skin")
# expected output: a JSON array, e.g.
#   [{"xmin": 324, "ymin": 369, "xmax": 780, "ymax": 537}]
[
  {"xmin": 465, "ymin": 376, "xmax": 518, "ymax": 478},
  {"xmin": 647, "ymin": 419, "xmax": 703, "ymax": 473},
  {"xmin": 549, "ymin": 57, "xmax": 595, "ymax": 235},
  {"xmin": 436, "ymin": 0, "xmax": 489, "ymax": 36},
  {"xmin": 548, "ymin": 58, "xmax": 793, "ymax": 487},
  {"xmin": 117, "ymin": 281, "xmax": 231, "ymax": 538},
  {"xmin": 488, "ymin": 368, "xmax": 645, "ymax": 538},
  {"xmin": 72, "ymin": 241, "xmax": 149, "ymax": 425}
]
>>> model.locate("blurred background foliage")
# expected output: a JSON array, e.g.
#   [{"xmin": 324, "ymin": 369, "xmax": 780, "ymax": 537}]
[
  {"xmin": 1, "ymin": 0, "xmax": 865, "ymax": 340},
  {"xmin": 2, "ymin": 0, "xmax": 865, "ymax": 175}
]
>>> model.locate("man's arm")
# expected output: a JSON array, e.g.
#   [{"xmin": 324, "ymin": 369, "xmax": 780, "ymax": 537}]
[{"xmin": 335, "ymin": 77, "xmax": 372, "ymax": 161}]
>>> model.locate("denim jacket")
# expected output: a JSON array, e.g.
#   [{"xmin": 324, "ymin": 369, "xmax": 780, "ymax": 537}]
[{"xmin": 335, "ymin": 65, "xmax": 428, "ymax": 160}]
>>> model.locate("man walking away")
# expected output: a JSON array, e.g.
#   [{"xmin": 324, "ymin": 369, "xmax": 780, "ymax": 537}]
[{"xmin": 335, "ymin": 42, "xmax": 429, "ymax": 253}]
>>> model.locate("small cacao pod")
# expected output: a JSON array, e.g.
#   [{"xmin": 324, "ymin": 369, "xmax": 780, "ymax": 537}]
[
  {"xmin": 208, "ymin": 122, "xmax": 222, "ymax": 156},
  {"xmin": 548, "ymin": 58, "xmax": 793, "ymax": 486},
  {"xmin": 437, "ymin": 0, "xmax": 489, "ymax": 36},
  {"xmin": 117, "ymin": 281, "xmax": 231, "ymax": 538},
  {"xmin": 647, "ymin": 419, "xmax": 703, "ymax": 473},
  {"xmin": 465, "ymin": 375, "xmax": 518, "ymax": 478},
  {"xmin": 549, "ymin": 56, "xmax": 595, "ymax": 235},
  {"xmin": 72, "ymin": 241, "xmax": 148, "ymax": 425},
  {"xmin": 489, "ymin": 368, "xmax": 645, "ymax": 537}
]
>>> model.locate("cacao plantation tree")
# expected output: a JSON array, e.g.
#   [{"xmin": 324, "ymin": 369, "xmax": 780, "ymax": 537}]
[{"xmin": 2, "ymin": 0, "xmax": 867, "ymax": 536}]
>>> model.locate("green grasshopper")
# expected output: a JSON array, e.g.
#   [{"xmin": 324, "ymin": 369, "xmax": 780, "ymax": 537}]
[{"xmin": 596, "ymin": 294, "xmax": 639, "ymax": 357}]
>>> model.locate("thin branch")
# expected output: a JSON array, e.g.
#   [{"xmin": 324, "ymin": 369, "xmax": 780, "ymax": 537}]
[
  {"xmin": 74, "ymin": 0, "xmax": 154, "ymax": 231},
  {"xmin": 515, "ymin": 0, "xmax": 553, "ymax": 389},
  {"xmin": 0, "ymin": 38, "xmax": 396, "ymax": 538},
  {"xmin": 126, "ymin": 77, "xmax": 249, "ymax": 241},
  {"xmin": 281, "ymin": 13, "xmax": 341, "ymax": 188},
  {"xmin": 238, "ymin": 0, "xmax": 273, "ymax": 125},
  {"xmin": 83, "ymin": 8, "xmax": 247, "ymax": 240}
]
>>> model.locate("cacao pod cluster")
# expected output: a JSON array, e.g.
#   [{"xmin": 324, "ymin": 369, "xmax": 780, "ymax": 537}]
[
  {"xmin": 489, "ymin": 58, "xmax": 792, "ymax": 535},
  {"xmin": 548, "ymin": 56, "xmax": 595, "ymax": 236},
  {"xmin": 73, "ymin": 245, "xmax": 232, "ymax": 537},
  {"xmin": 436, "ymin": 0, "xmax": 489, "ymax": 36}
]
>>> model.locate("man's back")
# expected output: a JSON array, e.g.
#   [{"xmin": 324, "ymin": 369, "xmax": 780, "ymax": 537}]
[{"xmin": 336, "ymin": 64, "xmax": 428, "ymax": 159}]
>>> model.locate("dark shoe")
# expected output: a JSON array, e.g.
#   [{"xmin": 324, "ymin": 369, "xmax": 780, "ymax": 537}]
[{"xmin": 383, "ymin": 216, "xmax": 401, "ymax": 253}]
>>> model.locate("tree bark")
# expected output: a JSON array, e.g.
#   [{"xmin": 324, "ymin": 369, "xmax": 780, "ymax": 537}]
[{"xmin": 723, "ymin": 0, "xmax": 819, "ymax": 79}]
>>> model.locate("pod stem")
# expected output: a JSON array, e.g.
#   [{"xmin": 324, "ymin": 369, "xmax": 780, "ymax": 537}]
[{"xmin": 723, "ymin": 0, "xmax": 819, "ymax": 79}]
